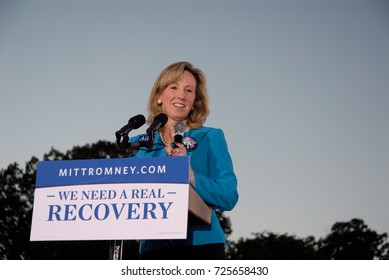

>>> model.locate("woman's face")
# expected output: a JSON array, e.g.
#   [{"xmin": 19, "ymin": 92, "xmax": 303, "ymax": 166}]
[{"xmin": 159, "ymin": 70, "xmax": 196, "ymax": 121}]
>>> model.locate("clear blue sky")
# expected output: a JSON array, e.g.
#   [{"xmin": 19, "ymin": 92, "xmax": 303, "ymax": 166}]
[{"xmin": 1, "ymin": 0, "xmax": 388, "ymax": 241}]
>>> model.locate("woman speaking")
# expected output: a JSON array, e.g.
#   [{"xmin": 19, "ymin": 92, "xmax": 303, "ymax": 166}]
[{"xmin": 130, "ymin": 61, "xmax": 238, "ymax": 259}]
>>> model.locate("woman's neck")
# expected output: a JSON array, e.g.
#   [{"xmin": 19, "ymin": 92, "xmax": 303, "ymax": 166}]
[{"xmin": 159, "ymin": 119, "xmax": 187, "ymax": 145}]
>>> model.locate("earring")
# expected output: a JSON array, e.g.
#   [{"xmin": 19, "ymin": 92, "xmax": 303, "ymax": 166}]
[{"xmin": 157, "ymin": 99, "xmax": 162, "ymax": 105}]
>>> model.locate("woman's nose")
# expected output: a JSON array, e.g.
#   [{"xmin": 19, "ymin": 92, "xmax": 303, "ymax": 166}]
[{"xmin": 177, "ymin": 88, "xmax": 186, "ymax": 99}]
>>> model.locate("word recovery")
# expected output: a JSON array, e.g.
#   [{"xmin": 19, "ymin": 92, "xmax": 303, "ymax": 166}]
[{"xmin": 47, "ymin": 187, "xmax": 174, "ymax": 221}]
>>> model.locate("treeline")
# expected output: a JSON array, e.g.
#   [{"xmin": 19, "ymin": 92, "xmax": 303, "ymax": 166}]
[{"xmin": 1, "ymin": 141, "xmax": 388, "ymax": 259}]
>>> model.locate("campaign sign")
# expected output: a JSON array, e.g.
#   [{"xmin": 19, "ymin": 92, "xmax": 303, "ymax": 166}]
[{"xmin": 30, "ymin": 156, "xmax": 190, "ymax": 241}]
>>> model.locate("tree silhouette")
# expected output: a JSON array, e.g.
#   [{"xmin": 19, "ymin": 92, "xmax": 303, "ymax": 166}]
[
  {"xmin": 225, "ymin": 219, "xmax": 389, "ymax": 260},
  {"xmin": 0, "ymin": 159, "xmax": 37, "ymax": 259},
  {"xmin": 317, "ymin": 218, "xmax": 389, "ymax": 260},
  {"xmin": 227, "ymin": 232, "xmax": 318, "ymax": 260}
]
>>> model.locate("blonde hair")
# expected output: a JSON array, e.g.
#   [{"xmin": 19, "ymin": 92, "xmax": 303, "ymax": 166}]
[{"xmin": 147, "ymin": 61, "xmax": 210, "ymax": 129}]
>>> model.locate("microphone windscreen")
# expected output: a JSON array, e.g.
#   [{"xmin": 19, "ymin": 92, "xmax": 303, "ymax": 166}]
[
  {"xmin": 128, "ymin": 114, "xmax": 146, "ymax": 129},
  {"xmin": 155, "ymin": 113, "xmax": 168, "ymax": 127},
  {"xmin": 174, "ymin": 121, "xmax": 185, "ymax": 145},
  {"xmin": 174, "ymin": 121, "xmax": 185, "ymax": 135}
]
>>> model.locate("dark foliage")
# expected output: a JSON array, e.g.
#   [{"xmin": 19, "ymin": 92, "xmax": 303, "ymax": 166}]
[
  {"xmin": 225, "ymin": 219, "xmax": 389, "ymax": 260},
  {"xmin": 0, "ymin": 158, "xmax": 37, "ymax": 259},
  {"xmin": 317, "ymin": 218, "xmax": 389, "ymax": 260},
  {"xmin": 227, "ymin": 232, "xmax": 317, "ymax": 260}
]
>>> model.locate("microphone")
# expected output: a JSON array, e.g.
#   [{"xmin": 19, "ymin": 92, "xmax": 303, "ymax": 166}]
[
  {"xmin": 146, "ymin": 113, "xmax": 168, "ymax": 135},
  {"xmin": 173, "ymin": 121, "xmax": 185, "ymax": 148},
  {"xmin": 116, "ymin": 114, "xmax": 146, "ymax": 137},
  {"xmin": 146, "ymin": 113, "xmax": 168, "ymax": 147}
]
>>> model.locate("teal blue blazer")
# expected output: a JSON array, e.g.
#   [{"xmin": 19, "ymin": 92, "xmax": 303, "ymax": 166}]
[{"xmin": 130, "ymin": 126, "xmax": 238, "ymax": 253}]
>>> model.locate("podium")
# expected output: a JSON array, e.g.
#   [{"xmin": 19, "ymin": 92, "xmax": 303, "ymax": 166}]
[
  {"xmin": 188, "ymin": 187, "xmax": 211, "ymax": 224},
  {"xmin": 30, "ymin": 156, "xmax": 211, "ymax": 258}
]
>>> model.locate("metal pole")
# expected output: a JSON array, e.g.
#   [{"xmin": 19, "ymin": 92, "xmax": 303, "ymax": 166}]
[{"xmin": 109, "ymin": 240, "xmax": 124, "ymax": 260}]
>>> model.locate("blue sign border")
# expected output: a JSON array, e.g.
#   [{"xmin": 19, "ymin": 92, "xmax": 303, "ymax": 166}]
[{"xmin": 36, "ymin": 156, "xmax": 190, "ymax": 188}]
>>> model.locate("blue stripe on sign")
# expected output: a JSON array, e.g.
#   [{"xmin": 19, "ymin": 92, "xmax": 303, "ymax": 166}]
[{"xmin": 35, "ymin": 156, "xmax": 190, "ymax": 188}]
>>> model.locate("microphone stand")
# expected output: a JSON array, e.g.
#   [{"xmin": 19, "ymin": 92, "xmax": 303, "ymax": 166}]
[
  {"xmin": 106, "ymin": 130, "xmax": 127, "ymax": 260},
  {"xmin": 109, "ymin": 239, "xmax": 124, "ymax": 260},
  {"xmin": 115, "ymin": 130, "xmax": 143, "ymax": 157},
  {"xmin": 108, "ymin": 130, "xmax": 144, "ymax": 260}
]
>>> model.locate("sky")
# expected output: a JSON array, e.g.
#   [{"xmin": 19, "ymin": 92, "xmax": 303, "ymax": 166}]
[{"xmin": 1, "ymin": 0, "xmax": 388, "ymax": 242}]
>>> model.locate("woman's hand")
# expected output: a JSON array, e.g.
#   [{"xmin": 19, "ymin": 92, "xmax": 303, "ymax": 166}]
[
  {"xmin": 170, "ymin": 143, "xmax": 187, "ymax": 157},
  {"xmin": 171, "ymin": 143, "xmax": 196, "ymax": 187}
]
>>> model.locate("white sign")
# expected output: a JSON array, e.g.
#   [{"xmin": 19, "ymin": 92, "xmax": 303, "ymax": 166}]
[{"xmin": 30, "ymin": 157, "xmax": 190, "ymax": 241}]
